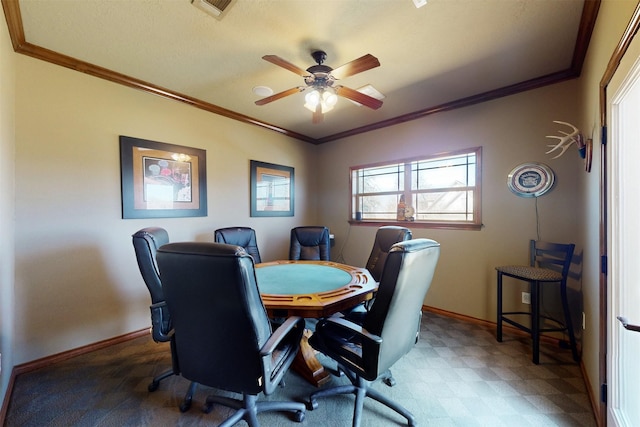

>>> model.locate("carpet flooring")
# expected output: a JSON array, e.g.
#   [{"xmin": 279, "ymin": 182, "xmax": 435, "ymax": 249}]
[{"xmin": 4, "ymin": 311, "xmax": 596, "ymax": 426}]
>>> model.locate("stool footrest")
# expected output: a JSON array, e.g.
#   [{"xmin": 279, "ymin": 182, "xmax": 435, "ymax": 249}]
[
  {"xmin": 501, "ymin": 316, "xmax": 531, "ymax": 334},
  {"xmin": 501, "ymin": 312, "xmax": 569, "ymax": 332}
]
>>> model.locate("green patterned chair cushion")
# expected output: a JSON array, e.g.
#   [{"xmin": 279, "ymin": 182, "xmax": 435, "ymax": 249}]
[{"xmin": 495, "ymin": 265, "xmax": 563, "ymax": 281}]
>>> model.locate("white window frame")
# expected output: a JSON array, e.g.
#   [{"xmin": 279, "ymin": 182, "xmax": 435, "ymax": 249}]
[{"xmin": 350, "ymin": 147, "xmax": 482, "ymax": 230}]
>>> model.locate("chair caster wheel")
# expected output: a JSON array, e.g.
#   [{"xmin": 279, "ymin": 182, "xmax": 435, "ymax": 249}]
[
  {"xmin": 147, "ymin": 381, "xmax": 159, "ymax": 392},
  {"xmin": 293, "ymin": 410, "xmax": 305, "ymax": 422},
  {"xmin": 179, "ymin": 398, "xmax": 192, "ymax": 413},
  {"xmin": 202, "ymin": 402, "xmax": 213, "ymax": 414},
  {"xmin": 383, "ymin": 377, "xmax": 396, "ymax": 387},
  {"xmin": 308, "ymin": 399, "xmax": 319, "ymax": 410}
]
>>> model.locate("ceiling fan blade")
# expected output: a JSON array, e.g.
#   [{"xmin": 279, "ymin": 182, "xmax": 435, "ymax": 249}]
[
  {"xmin": 255, "ymin": 87, "xmax": 304, "ymax": 106},
  {"xmin": 262, "ymin": 55, "xmax": 309, "ymax": 76},
  {"xmin": 312, "ymin": 103, "xmax": 323, "ymax": 124},
  {"xmin": 331, "ymin": 54, "xmax": 380, "ymax": 80},
  {"xmin": 335, "ymin": 86, "xmax": 383, "ymax": 110}
]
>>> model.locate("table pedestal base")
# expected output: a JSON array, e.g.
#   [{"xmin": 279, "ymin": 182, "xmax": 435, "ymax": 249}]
[{"xmin": 292, "ymin": 333, "xmax": 331, "ymax": 387}]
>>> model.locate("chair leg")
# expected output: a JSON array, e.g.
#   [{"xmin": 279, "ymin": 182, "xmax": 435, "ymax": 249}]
[
  {"xmin": 531, "ymin": 281, "xmax": 540, "ymax": 364},
  {"xmin": 208, "ymin": 393, "xmax": 305, "ymax": 427},
  {"xmin": 560, "ymin": 283, "xmax": 580, "ymax": 362},
  {"xmin": 380, "ymin": 369, "xmax": 396, "ymax": 387},
  {"xmin": 309, "ymin": 376, "xmax": 416, "ymax": 427},
  {"xmin": 207, "ymin": 394, "xmax": 259, "ymax": 427},
  {"xmin": 148, "ymin": 368, "xmax": 174, "ymax": 392},
  {"xmin": 256, "ymin": 400, "xmax": 306, "ymax": 423},
  {"xmin": 244, "ymin": 395, "xmax": 260, "ymax": 427},
  {"xmin": 179, "ymin": 381, "xmax": 197, "ymax": 412},
  {"xmin": 352, "ymin": 383, "xmax": 366, "ymax": 427},
  {"xmin": 309, "ymin": 384, "xmax": 357, "ymax": 409},
  {"xmin": 215, "ymin": 395, "xmax": 249, "ymax": 427},
  {"xmin": 496, "ymin": 272, "xmax": 503, "ymax": 342},
  {"xmin": 366, "ymin": 385, "xmax": 416, "ymax": 426}
]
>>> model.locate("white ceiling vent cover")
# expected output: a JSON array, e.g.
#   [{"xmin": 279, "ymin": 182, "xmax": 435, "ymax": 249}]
[{"xmin": 191, "ymin": 0, "xmax": 234, "ymax": 18}]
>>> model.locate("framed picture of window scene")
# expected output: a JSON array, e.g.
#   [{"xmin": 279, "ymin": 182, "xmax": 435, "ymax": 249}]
[
  {"xmin": 250, "ymin": 160, "xmax": 294, "ymax": 217},
  {"xmin": 119, "ymin": 136, "xmax": 207, "ymax": 219}
]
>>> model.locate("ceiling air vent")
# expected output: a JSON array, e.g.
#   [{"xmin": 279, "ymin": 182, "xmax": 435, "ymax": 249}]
[{"xmin": 191, "ymin": 0, "xmax": 234, "ymax": 18}]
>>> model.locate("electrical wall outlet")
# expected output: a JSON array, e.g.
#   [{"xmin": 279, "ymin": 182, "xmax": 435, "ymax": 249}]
[{"xmin": 521, "ymin": 292, "xmax": 531, "ymax": 304}]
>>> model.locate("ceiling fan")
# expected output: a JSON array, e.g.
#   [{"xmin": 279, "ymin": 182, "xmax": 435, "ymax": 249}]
[{"xmin": 255, "ymin": 50, "xmax": 383, "ymax": 124}]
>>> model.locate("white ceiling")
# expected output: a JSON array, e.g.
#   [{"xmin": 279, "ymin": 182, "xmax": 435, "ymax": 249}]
[{"xmin": 13, "ymin": 0, "xmax": 590, "ymax": 143}]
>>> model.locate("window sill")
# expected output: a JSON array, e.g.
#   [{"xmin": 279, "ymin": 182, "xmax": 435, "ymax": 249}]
[{"xmin": 348, "ymin": 220, "xmax": 483, "ymax": 231}]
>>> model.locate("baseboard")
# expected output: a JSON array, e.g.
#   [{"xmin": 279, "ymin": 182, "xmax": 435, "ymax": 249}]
[
  {"xmin": 0, "ymin": 328, "xmax": 149, "ymax": 425},
  {"xmin": 0, "ymin": 367, "xmax": 16, "ymax": 426},
  {"xmin": 579, "ymin": 358, "xmax": 603, "ymax": 427},
  {"xmin": 423, "ymin": 305, "xmax": 496, "ymax": 327}
]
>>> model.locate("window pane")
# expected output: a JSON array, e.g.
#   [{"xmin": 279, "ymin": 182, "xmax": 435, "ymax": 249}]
[
  {"xmin": 412, "ymin": 154, "xmax": 476, "ymax": 190},
  {"xmin": 415, "ymin": 191, "xmax": 474, "ymax": 220},
  {"xmin": 358, "ymin": 194, "xmax": 401, "ymax": 218},
  {"xmin": 360, "ymin": 164, "xmax": 404, "ymax": 193}
]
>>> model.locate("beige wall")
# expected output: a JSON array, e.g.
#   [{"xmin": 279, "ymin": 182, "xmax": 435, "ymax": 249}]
[
  {"xmin": 12, "ymin": 55, "xmax": 318, "ymax": 364},
  {"xmin": 0, "ymin": 11, "xmax": 16, "ymax": 405},
  {"xmin": 317, "ymin": 81, "xmax": 583, "ymax": 319}
]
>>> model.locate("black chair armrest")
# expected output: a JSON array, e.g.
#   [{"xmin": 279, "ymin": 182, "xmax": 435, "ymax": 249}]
[
  {"xmin": 260, "ymin": 316, "xmax": 305, "ymax": 357},
  {"xmin": 150, "ymin": 302, "xmax": 174, "ymax": 342},
  {"xmin": 260, "ymin": 316, "xmax": 305, "ymax": 395},
  {"xmin": 317, "ymin": 316, "xmax": 383, "ymax": 345}
]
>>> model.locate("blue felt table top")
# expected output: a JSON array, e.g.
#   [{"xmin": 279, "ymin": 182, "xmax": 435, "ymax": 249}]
[{"xmin": 256, "ymin": 263, "xmax": 352, "ymax": 295}]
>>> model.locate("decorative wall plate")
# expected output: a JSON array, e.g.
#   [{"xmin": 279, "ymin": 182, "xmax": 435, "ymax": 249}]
[{"xmin": 507, "ymin": 162, "xmax": 555, "ymax": 197}]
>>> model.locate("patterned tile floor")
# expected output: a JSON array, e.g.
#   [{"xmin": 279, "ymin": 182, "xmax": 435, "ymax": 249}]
[{"xmin": 5, "ymin": 311, "xmax": 596, "ymax": 426}]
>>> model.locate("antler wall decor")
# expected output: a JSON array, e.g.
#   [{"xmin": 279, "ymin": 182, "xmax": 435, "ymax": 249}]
[
  {"xmin": 545, "ymin": 120, "xmax": 592, "ymax": 172},
  {"xmin": 545, "ymin": 121, "xmax": 584, "ymax": 158}
]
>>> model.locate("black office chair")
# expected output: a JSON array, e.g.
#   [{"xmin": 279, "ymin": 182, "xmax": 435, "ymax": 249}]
[
  {"xmin": 214, "ymin": 226, "xmax": 262, "ymax": 263},
  {"xmin": 156, "ymin": 242, "xmax": 307, "ymax": 426},
  {"xmin": 345, "ymin": 225, "xmax": 413, "ymax": 325},
  {"xmin": 131, "ymin": 227, "xmax": 197, "ymax": 412},
  {"xmin": 308, "ymin": 239, "xmax": 440, "ymax": 427},
  {"xmin": 365, "ymin": 226, "xmax": 413, "ymax": 282},
  {"xmin": 496, "ymin": 240, "xmax": 579, "ymax": 364},
  {"xmin": 289, "ymin": 226, "xmax": 330, "ymax": 261}
]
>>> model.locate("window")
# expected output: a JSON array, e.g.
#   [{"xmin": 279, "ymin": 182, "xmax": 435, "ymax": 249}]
[{"xmin": 350, "ymin": 147, "xmax": 482, "ymax": 230}]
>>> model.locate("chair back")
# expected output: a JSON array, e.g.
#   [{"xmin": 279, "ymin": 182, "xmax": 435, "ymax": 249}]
[
  {"xmin": 530, "ymin": 240, "xmax": 575, "ymax": 284},
  {"xmin": 289, "ymin": 226, "xmax": 330, "ymax": 261},
  {"xmin": 214, "ymin": 226, "xmax": 262, "ymax": 263},
  {"xmin": 365, "ymin": 226, "xmax": 412, "ymax": 282},
  {"xmin": 132, "ymin": 227, "xmax": 171, "ymax": 342},
  {"xmin": 156, "ymin": 242, "xmax": 273, "ymax": 394},
  {"xmin": 363, "ymin": 238, "xmax": 440, "ymax": 378}
]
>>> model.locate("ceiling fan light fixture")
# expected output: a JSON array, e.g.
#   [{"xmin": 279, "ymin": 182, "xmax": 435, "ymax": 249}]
[
  {"xmin": 323, "ymin": 90, "xmax": 338, "ymax": 108},
  {"xmin": 304, "ymin": 90, "xmax": 320, "ymax": 107},
  {"xmin": 304, "ymin": 89, "xmax": 337, "ymax": 114}
]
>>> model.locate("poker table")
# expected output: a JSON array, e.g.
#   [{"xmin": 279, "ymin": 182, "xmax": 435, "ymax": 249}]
[
  {"xmin": 256, "ymin": 260, "xmax": 376, "ymax": 386},
  {"xmin": 256, "ymin": 260, "xmax": 376, "ymax": 318}
]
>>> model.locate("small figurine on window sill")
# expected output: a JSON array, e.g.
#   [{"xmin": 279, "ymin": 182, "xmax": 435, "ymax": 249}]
[
  {"xmin": 396, "ymin": 195, "xmax": 406, "ymax": 221},
  {"xmin": 404, "ymin": 206, "xmax": 415, "ymax": 221}
]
